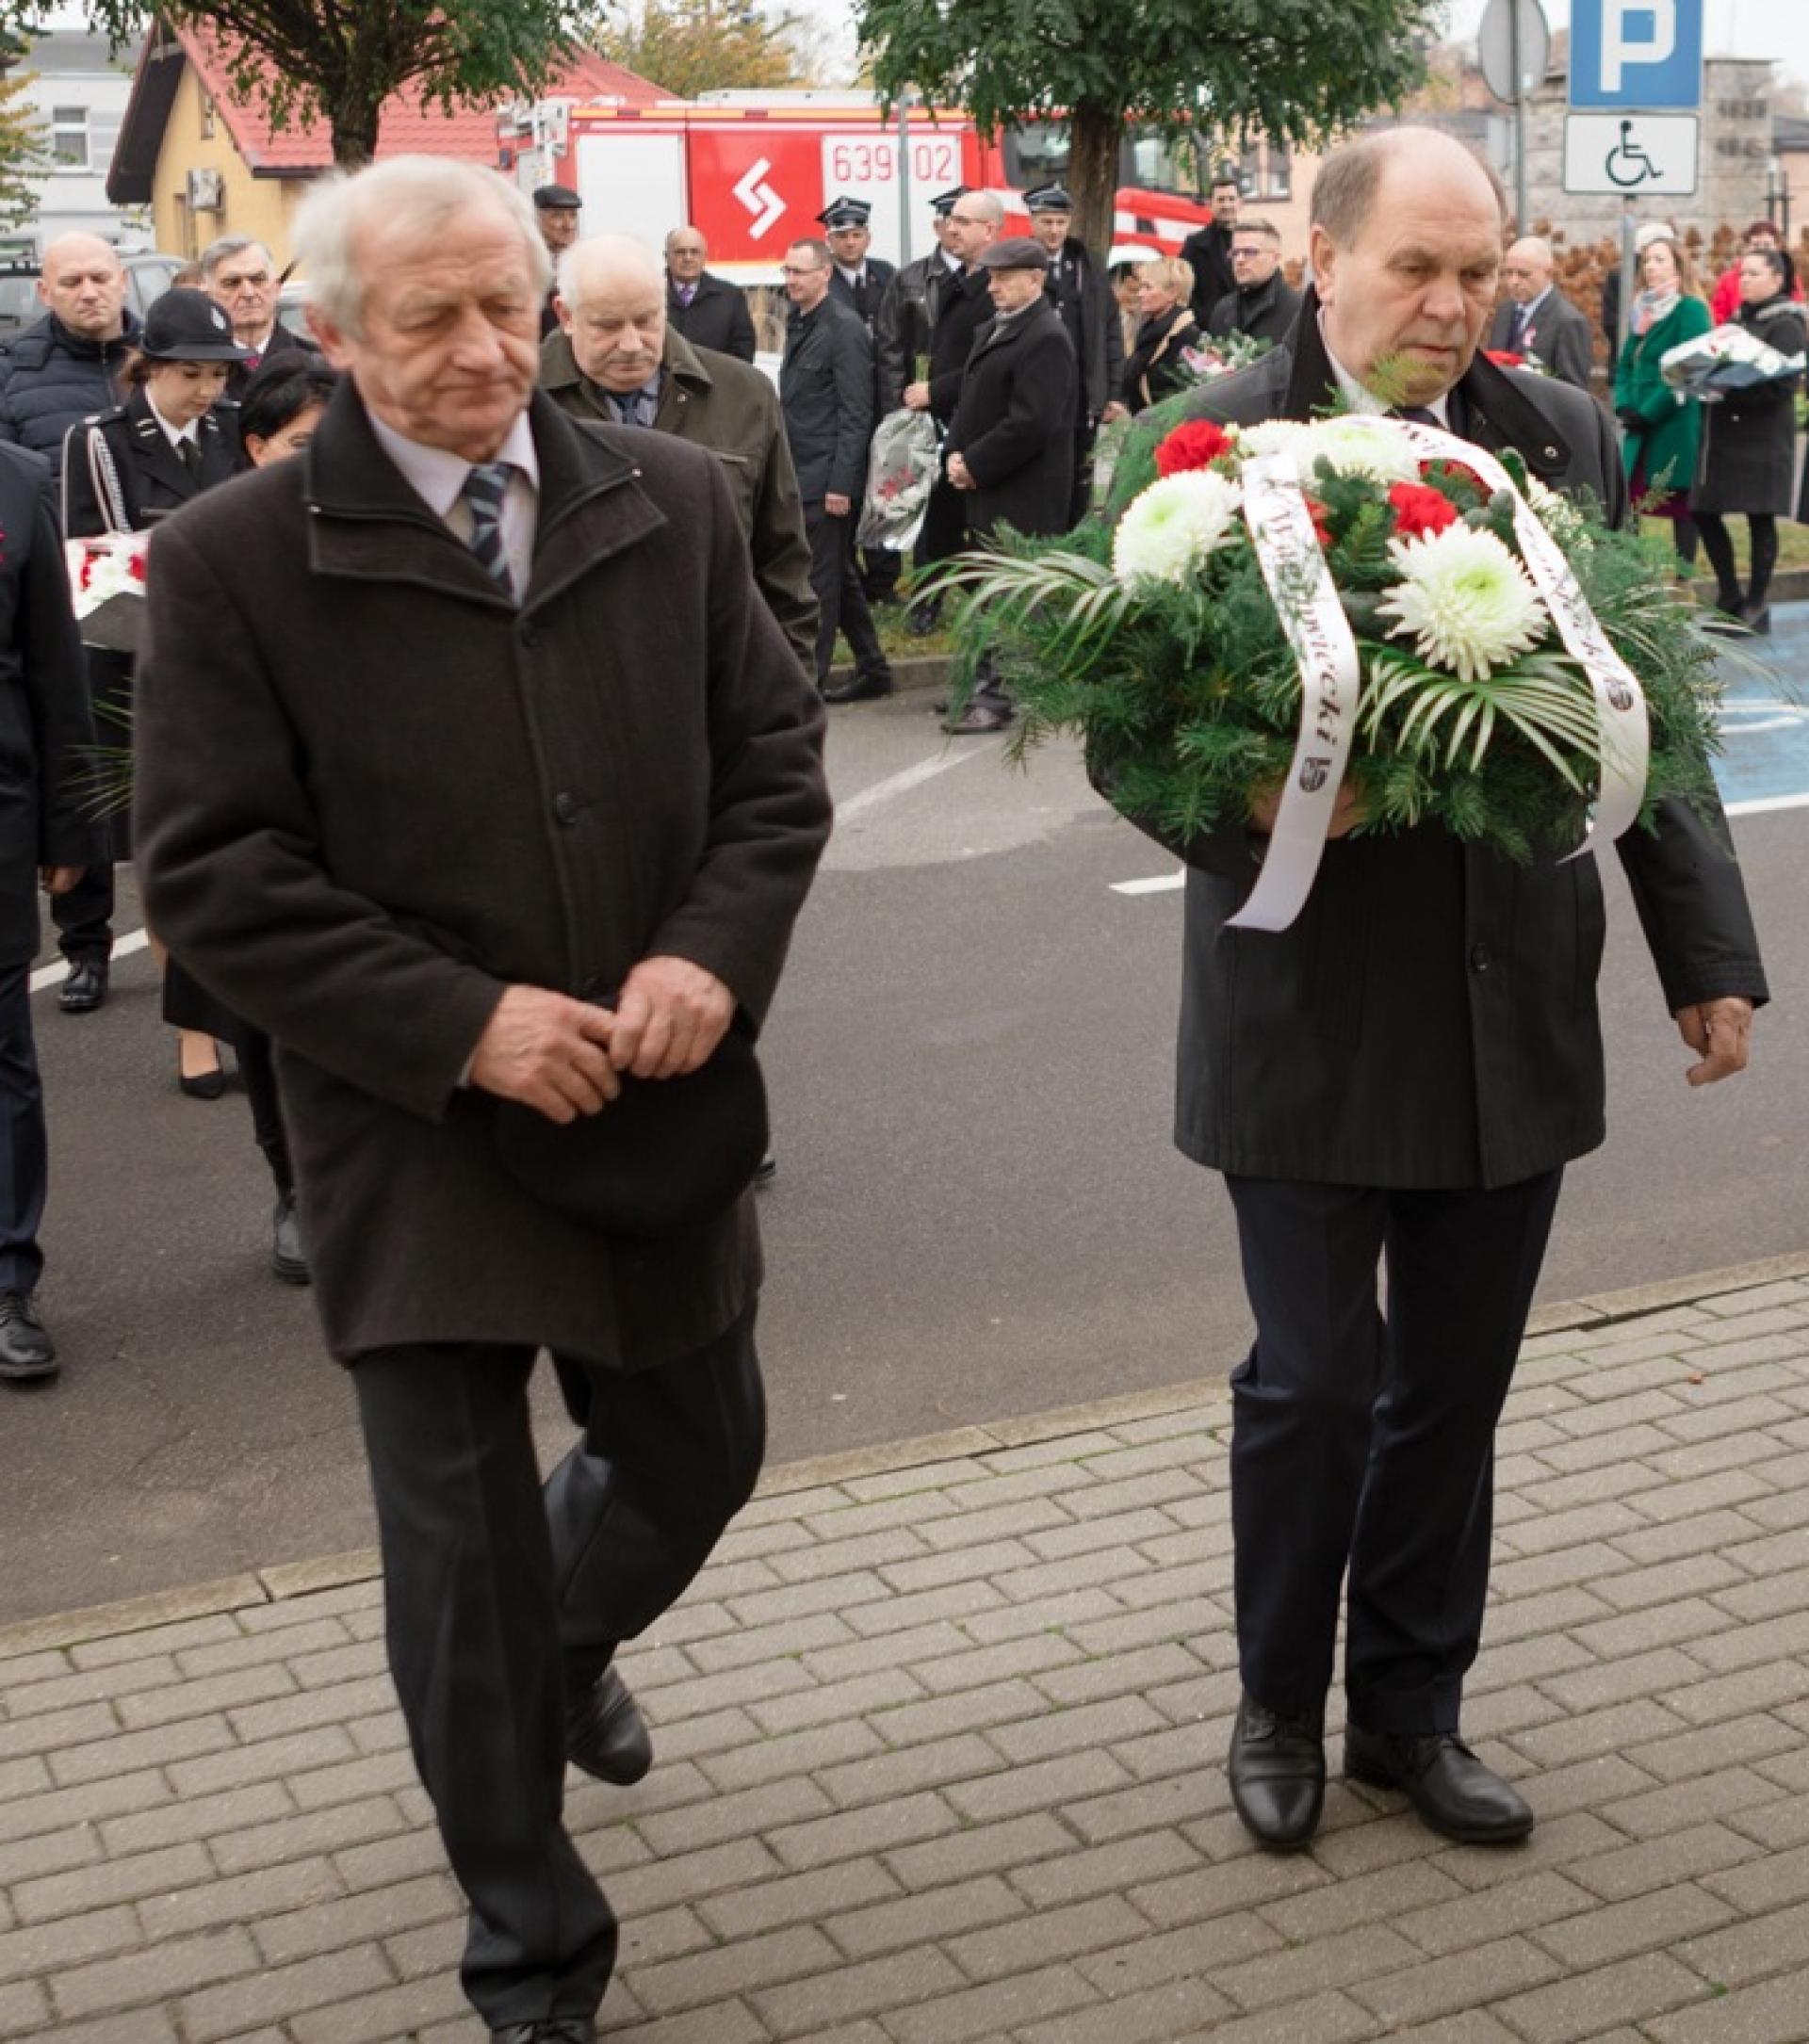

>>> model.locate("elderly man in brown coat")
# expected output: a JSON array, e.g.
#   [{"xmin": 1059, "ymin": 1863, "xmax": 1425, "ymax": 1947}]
[
  {"xmin": 540, "ymin": 233, "xmax": 817, "ymax": 668},
  {"xmin": 133, "ymin": 156, "xmax": 831, "ymax": 2044}
]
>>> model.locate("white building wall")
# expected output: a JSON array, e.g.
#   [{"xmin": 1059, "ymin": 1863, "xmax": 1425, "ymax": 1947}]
[{"xmin": 9, "ymin": 7, "xmax": 147, "ymax": 251}]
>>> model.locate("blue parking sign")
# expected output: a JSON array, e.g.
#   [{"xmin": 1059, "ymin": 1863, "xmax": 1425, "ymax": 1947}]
[{"xmin": 1570, "ymin": 0, "xmax": 1703, "ymax": 108}]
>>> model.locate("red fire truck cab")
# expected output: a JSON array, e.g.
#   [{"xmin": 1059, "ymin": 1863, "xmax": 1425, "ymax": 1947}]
[{"xmin": 498, "ymin": 92, "xmax": 1229, "ymax": 278}]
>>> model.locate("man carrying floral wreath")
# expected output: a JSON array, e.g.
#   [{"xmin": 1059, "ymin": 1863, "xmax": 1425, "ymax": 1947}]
[{"xmin": 1149, "ymin": 127, "xmax": 1768, "ymax": 1853}]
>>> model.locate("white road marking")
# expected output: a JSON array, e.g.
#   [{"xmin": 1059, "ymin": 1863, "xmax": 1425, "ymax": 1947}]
[
  {"xmin": 1111, "ymin": 870, "xmax": 1185, "ymax": 896},
  {"xmin": 30, "ymin": 926, "xmax": 151, "ymax": 995},
  {"xmin": 1725, "ymin": 791, "xmax": 1809, "ymax": 818},
  {"xmin": 836, "ymin": 743, "xmax": 991, "ymax": 824}
]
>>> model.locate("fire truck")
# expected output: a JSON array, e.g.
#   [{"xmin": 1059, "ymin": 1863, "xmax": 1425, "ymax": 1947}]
[{"xmin": 498, "ymin": 91, "xmax": 1224, "ymax": 279}]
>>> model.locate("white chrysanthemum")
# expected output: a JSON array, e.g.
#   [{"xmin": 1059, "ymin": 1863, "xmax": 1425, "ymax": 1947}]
[
  {"xmin": 1239, "ymin": 419, "xmax": 1312, "ymax": 465},
  {"xmin": 1113, "ymin": 470, "xmax": 1244, "ymax": 590},
  {"xmin": 1377, "ymin": 526, "xmax": 1548, "ymax": 681},
  {"xmin": 1297, "ymin": 417, "xmax": 1423, "ymax": 487},
  {"xmin": 1525, "ymin": 476, "xmax": 1594, "ymax": 552}
]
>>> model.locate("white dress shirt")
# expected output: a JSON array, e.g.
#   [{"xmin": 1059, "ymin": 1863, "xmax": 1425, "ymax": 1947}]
[
  {"xmin": 1318, "ymin": 312, "xmax": 1452, "ymax": 428},
  {"xmin": 144, "ymin": 391, "xmax": 202, "ymax": 454},
  {"xmin": 368, "ymin": 408, "xmax": 540, "ymax": 598}
]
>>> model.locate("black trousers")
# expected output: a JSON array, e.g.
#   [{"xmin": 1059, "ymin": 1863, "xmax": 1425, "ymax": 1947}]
[
  {"xmin": 1224, "ymin": 1170, "xmax": 1563, "ymax": 1734},
  {"xmin": 0, "ymin": 965, "xmax": 47, "ymax": 1295},
  {"xmin": 52, "ymin": 863, "xmax": 114, "ymax": 965},
  {"xmin": 1696, "ymin": 511, "xmax": 1779, "ymax": 611},
  {"xmin": 351, "ymin": 1306, "xmax": 766, "ymax": 2028},
  {"xmin": 805, "ymin": 504, "xmax": 890, "ymax": 687}
]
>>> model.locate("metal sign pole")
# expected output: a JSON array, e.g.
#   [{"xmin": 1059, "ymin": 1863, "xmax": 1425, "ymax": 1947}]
[
  {"xmin": 898, "ymin": 93, "xmax": 912, "ymax": 266},
  {"xmin": 1509, "ymin": 0, "xmax": 1528, "ymax": 229}
]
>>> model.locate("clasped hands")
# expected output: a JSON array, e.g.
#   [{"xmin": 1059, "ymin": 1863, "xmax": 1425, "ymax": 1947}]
[
  {"xmin": 469, "ymin": 957, "xmax": 735, "ymax": 1125},
  {"xmin": 1246, "ymin": 787, "xmax": 1754, "ymax": 1090}
]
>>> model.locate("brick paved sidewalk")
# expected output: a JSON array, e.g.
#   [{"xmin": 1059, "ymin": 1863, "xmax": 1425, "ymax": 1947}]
[{"xmin": 7, "ymin": 1261, "xmax": 1809, "ymax": 2044}]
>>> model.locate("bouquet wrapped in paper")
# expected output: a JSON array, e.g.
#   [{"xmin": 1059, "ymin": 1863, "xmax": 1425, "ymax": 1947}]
[
  {"xmin": 933, "ymin": 407, "xmax": 1724, "ymax": 932},
  {"xmin": 857, "ymin": 407, "xmax": 941, "ymax": 552},
  {"xmin": 1660, "ymin": 320, "xmax": 1806, "ymax": 400},
  {"xmin": 1177, "ymin": 331, "xmax": 1274, "ymax": 385},
  {"xmin": 65, "ymin": 531, "xmax": 149, "ymax": 654}
]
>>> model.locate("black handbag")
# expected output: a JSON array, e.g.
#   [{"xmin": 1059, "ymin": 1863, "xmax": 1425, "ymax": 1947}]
[{"xmin": 491, "ymin": 1022, "xmax": 768, "ymax": 1239}]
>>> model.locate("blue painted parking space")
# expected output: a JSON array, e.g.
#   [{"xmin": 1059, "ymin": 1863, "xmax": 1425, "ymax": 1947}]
[{"xmin": 1713, "ymin": 600, "xmax": 1809, "ymax": 817}]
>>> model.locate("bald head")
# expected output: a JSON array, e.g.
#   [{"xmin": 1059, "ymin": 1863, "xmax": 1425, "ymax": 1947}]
[
  {"xmin": 1502, "ymin": 235, "xmax": 1555, "ymax": 306},
  {"xmin": 555, "ymin": 235, "xmax": 667, "ymax": 393},
  {"xmin": 39, "ymin": 232, "xmax": 126, "ymax": 341},
  {"xmin": 1310, "ymin": 125, "xmax": 1508, "ymax": 407}
]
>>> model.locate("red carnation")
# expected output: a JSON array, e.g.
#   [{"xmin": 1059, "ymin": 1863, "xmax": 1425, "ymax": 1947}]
[
  {"xmin": 1155, "ymin": 418, "xmax": 1236, "ymax": 476},
  {"xmin": 1388, "ymin": 481, "xmax": 1462, "ymax": 540},
  {"xmin": 127, "ymin": 552, "xmax": 147, "ymax": 583},
  {"xmin": 1303, "ymin": 495, "xmax": 1334, "ymax": 546},
  {"xmin": 1484, "ymin": 349, "xmax": 1525, "ymax": 368}
]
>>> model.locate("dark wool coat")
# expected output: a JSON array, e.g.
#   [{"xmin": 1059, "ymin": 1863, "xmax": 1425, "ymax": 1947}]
[
  {"xmin": 61, "ymin": 389, "xmax": 240, "ymax": 537},
  {"xmin": 1690, "ymin": 295, "xmax": 1806, "ymax": 518},
  {"xmin": 944, "ymin": 297, "xmax": 1076, "ymax": 538},
  {"xmin": 829, "ymin": 256, "xmax": 896, "ymax": 329},
  {"xmin": 0, "ymin": 312, "xmax": 143, "ymax": 503},
  {"xmin": 1135, "ymin": 293, "xmax": 1768, "ymax": 1190},
  {"xmin": 779, "ymin": 293, "xmax": 874, "ymax": 505},
  {"xmin": 134, "ymin": 388, "xmax": 831, "ymax": 1367},
  {"xmin": 1206, "ymin": 273, "xmax": 1302, "ymax": 349},
  {"xmin": 223, "ymin": 317, "xmax": 319, "ymax": 404},
  {"xmin": 1044, "ymin": 237, "xmax": 1124, "ymax": 422},
  {"xmin": 924, "ymin": 266, "xmax": 997, "ymax": 421},
  {"xmin": 874, "ymin": 252, "xmax": 957, "ymax": 414},
  {"xmin": 1122, "ymin": 306, "xmax": 1201, "ymax": 414},
  {"xmin": 0, "ymin": 444, "xmax": 99, "ymax": 965},
  {"xmin": 540, "ymin": 323, "xmax": 818, "ymax": 669},
  {"xmin": 1181, "ymin": 221, "xmax": 1235, "ymax": 326},
  {"xmin": 1488, "ymin": 286, "xmax": 1596, "ymax": 393},
  {"xmin": 666, "ymin": 273, "xmax": 758, "ymax": 364}
]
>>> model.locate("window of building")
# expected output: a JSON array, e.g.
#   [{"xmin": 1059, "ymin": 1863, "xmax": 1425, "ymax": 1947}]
[
  {"xmin": 51, "ymin": 106, "xmax": 89, "ymax": 170},
  {"xmin": 200, "ymin": 93, "xmax": 215, "ymax": 140}
]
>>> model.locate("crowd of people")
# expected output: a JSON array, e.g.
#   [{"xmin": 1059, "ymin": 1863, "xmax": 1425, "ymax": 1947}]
[{"xmin": 0, "ymin": 130, "xmax": 1791, "ymax": 2044}]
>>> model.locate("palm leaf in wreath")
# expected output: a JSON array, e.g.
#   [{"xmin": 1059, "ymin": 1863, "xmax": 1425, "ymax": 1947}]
[
  {"xmin": 70, "ymin": 698, "xmax": 135, "ymax": 822},
  {"xmin": 1359, "ymin": 648, "xmax": 1603, "ymax": 788}
]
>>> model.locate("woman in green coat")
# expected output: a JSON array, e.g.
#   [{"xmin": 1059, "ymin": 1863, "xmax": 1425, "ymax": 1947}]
[{"xmin": 1612, "ymin": 235, "xmax": 1711, "ymax": 573}]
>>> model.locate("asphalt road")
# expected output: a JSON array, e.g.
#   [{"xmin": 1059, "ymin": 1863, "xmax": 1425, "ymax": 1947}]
[{"xmin": 5, "ymin": 607, "xmax": 1808, "ymax": 1626}]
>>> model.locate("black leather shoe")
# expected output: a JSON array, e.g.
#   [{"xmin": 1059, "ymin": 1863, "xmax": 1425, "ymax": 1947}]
[
  {"xmin": 57, "ymin": 959, "xmax": 107, "ymax": 1014},
  {"xmin": 1228, "ymin": 1692, "xmax": 1325, "ymax": 1851},
  {"xmin": 566, "ymin": 1667, "xmax": 652, "ymax": 1785},
  {"xmin": 0, "ymin": 1291, "xmax": 57, "ymax": 1382},
  {"xmin": 943, "ymin": 699, "xmax": 1014, "ymax": 735},
  {"xmin": 271, "ymin": 1192, "xmax": 310, "ymax": 1286},
  {"xmin": 823, "ymin": 670, "xmax": 894, "ymax": 704},
  {"xmin": 1345, "ymin": 1724, "xmax": 1533, "ymax": 1842},
  {"xmin": 491, "ymin": 2021, "xmax": 596, "ymax": 2042}
]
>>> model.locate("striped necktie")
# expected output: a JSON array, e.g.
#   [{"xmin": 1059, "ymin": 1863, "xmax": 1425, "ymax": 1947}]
[{"xmin": 461, "ymin": 462, "xmax": 513, "ymax": 593}]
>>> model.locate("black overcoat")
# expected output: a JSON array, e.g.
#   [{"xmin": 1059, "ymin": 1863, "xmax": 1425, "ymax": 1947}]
[
  {"xmin": 1690, "ymin": 296, "xmax": 1806, "ymax": 518},
  {"xmin": 133, "ymin": 388, "xmax": 831, "ymax": 1367},
  {"xmin": 779, "ymin": 294, "xmax": 874, "ymax": 505},
  {"xmin": 1130, "ymin": 293, "xmax": 1768, "ymax": 1190},
  {"xmin": 667, "ymin": 273, "xmax": 758, "ymax": 364},
  {"xmin": 1207, "ymin": 274, "xmax": 1302, "ymax": 349},
  {"xmin": 0, "ymin": 444, "xmax": 98, "ymax": 965},
  {"xmin": 874, "ymin": 253, "xmax": 955, "ymax": 414},
  {"xmin": 61, "ymin": 389, "xmax": 239, "ymax": 538},
  {"xmin": 1045, "ymin": 238, "xmax": 1123, "ymax": 422},
  {"xmin": 944, "ymin": 297, "xmax": 1076, "ymax": 538}
]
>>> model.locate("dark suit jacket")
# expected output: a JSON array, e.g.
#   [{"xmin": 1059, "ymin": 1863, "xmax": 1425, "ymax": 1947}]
[
  {"xmin": 1489, "ymin": 286, "xmax": 1595, "ymax": 392},
  {"xmin": 945, "ymin": 297, "xmax": 1076, "ymax": 537},
  {"xmin": 61, "ymin": 389, "xmax": 239, "ymax": 537},
  {"xmin": 829, "ymin": 257, "xmax": 896, "ymax": 328},
  {"xmin": 0, "ymin": 444, "xmax": 97, "ymax": 965},
  {"xmin": 133, "ymin": 387, "xmax": 830, "ymax": 1367},
  {"xmin": 779, "ymin": 294, "xmax": 874, "ymax": 504},
  {"xmin": 667, "ymin": 273, "xmax": 757, "ymax": 363},
  {"xmin": 1133, "ymin": 292, "xmax": 1767, "ymax": 1190},
  {"xmin": 1181, "ymin": 222, "xmax": 1235, "ymax": 326},
  {"xmin": 224, "ymin": 318, "xmax": 319, "ymax": 404},
  {"xmin": 540, "ymin": 322, "xmax": 818, "ymax": 667}
]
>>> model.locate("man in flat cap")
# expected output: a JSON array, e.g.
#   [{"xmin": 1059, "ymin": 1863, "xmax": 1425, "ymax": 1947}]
[
  {"xmin": 533, "ymin": 185, "xmax": 582, "ymax": 337},
  {"xmin": 1026, "ymin": 183, "xmax": 1123, "ymax": 524},
  {"xmin": 942, "ymin": 236, "xmax": 1075, "ymax": 731}
]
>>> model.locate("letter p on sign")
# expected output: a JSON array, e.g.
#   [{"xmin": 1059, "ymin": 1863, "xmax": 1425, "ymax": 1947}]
[{"xmin": 1603, "ymin": 0, "xmax": 1674, "ymax": 91}]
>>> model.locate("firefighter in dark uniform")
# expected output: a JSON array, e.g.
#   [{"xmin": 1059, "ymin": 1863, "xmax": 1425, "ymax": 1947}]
[
  {"xmin": 62, "ymin": 286, "xmax": 250, "ymax": 1102},
  {"xmin": 820, "ymin": 197, "xmax": 902, "ymax": 606},
  {"xmin": 1025, "ymin": 183, "xmax": 1126, "ymax": 526}
]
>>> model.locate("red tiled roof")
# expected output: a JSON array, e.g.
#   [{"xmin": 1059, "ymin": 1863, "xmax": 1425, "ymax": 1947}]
[{"xmin": 175, "ymin": 24, "xmax": 668, "ymax": 175}]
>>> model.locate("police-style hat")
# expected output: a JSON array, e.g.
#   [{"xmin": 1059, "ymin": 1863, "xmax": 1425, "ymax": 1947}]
[
  {"xmin": 1024, "ymin": 184, "xmax": 1074, "ymax": 214},
  {"xmin": 818, "ymin": 196, "xmax": 872, "ymax": 231},
  {"xmin": 140, "ymin": 287, "xmax": 254, "ymax": 363},
  {"xmin": 930, "ymin": 186, "xmax": 968, "ymax": 218},
  {"xmin": 978, "ymin": 236, "xmax": 1049, "ymax": 272},
  {"xmin": 532, "ymin": 184, "xmax": 581, "ymax": 211}
]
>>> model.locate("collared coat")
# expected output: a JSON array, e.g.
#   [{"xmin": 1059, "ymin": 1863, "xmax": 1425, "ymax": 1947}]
[
  {"xmin": 779, "ymin": 293, "xmax": 874, "ymax": 505},
  {"xmin": 1044, "ymin": 236, "xmax": 1124, "ymax": 424},
  {"xmin": 829, "ymin": 256, "xmax": 897, "ymax": 329},
  {"xmin": 61, "ymin": 388, "xmax": 239, "ymax": 538},
  {"xmin": 223, "ymin": 317, "xmax": 320, "ymax": 404},
  {"xmin": 1206, "ymin": 272, "xmax": 1302, "ymax": 349},
  {"xmin": 0, "ymin": 443, "xmax": 99, "ymax": 966},
  {"xmin": 874, "ymin": 252, "xmax": 955, "ymax": 414},
  {"xmin": 1488, "ymin": 286, "xmax": 1595, "ymax": 392},
  {"xmin": 133, "ymin": 387, "xmax": 831, "ymax": 1368},
  {"xmin": 1613, "ymin": 294, "xmax": 1711, "ymax": 499},
  {"xmin": 1129, "ymin": 292, "xmax": 1768, "ymax": 1192},
  {"xmin": 944, "ymin": 296, "xmax": 1076, "ymax": 538},
  {"xmin": 540, "ymin": 322, "xmax": 817, "ymax": 668},
  {"xmin": 1181, "ymin": 221, "xmax": 1235, "ymax": 326},
  {"xmin": 1690, "ymin": 294, "xmax": 1806, "ymax": 517},
  {"xmin": 666, "ymin": 273, "xmax": 758, "ymax": 364}
]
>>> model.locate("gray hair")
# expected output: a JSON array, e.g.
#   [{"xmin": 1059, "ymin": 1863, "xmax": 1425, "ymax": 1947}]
[
  {"xmin": 557, "ymin": 235, "xmax": 663, "ymax": 311},
  {"xmin": 292, "ymin": 156, "xmax": 551, "ymax": 336},
  {"xmin": 1312, "ymin": 128, "xmax": 1507, "ymax": 247},
  {"xmin": 199, "ymin": 234, "xmax": 274, "ymax": 279}
]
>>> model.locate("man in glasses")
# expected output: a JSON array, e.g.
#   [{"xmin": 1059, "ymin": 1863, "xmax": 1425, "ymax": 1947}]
[{"xmin": 1205, "ymin": 219, "xmax": 1301, "ymax": 349}]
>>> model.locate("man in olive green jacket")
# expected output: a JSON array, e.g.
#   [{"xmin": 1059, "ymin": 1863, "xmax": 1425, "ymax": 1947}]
[{"xmin": 542, "ymin": 236, "xmax": 817, "ymax": 670}]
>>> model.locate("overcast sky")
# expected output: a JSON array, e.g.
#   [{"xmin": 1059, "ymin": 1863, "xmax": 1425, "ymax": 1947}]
[{"xmin": 1440, "ymin": 0, "xmax": 1809, "ymax": 90}]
